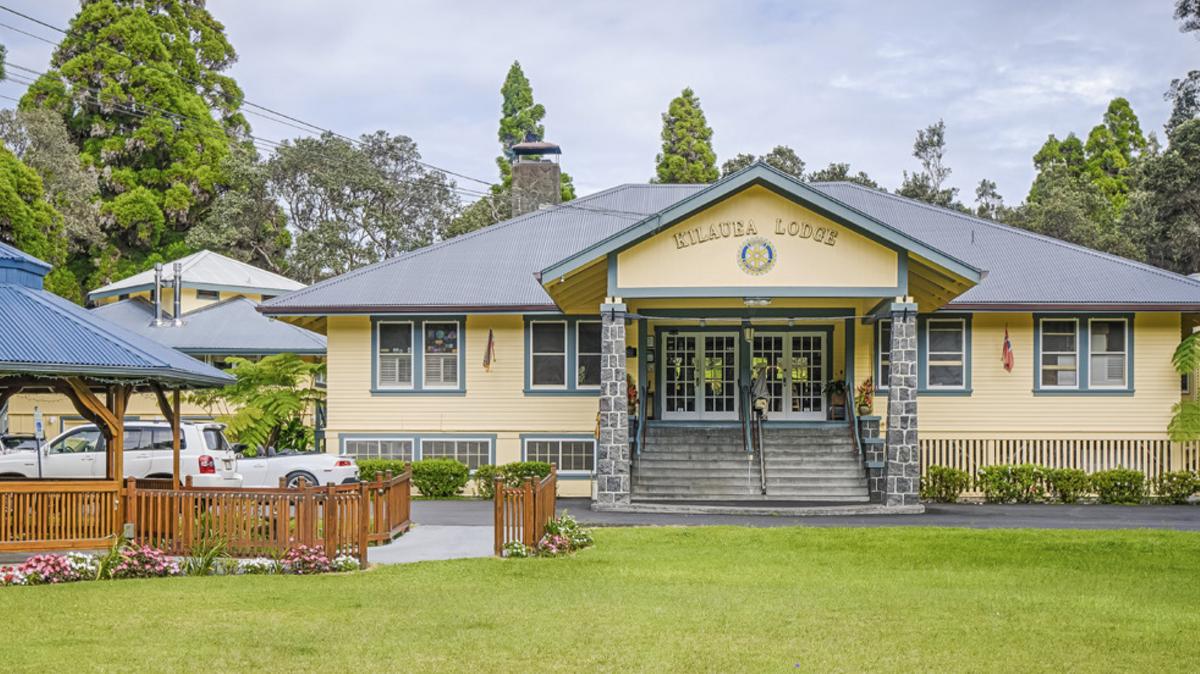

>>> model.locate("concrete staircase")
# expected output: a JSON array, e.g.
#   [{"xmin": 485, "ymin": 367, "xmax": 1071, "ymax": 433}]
[{"xmin": 632, "ymin": 425, "xmax": 868, "ymax": 503}]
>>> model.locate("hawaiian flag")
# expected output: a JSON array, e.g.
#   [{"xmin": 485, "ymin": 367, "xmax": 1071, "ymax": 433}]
[
  {"xmin": 1002, "ymin": 326, "xmax": 1014, "ymax": 372},
  {"xmin": 482, "ymin": 328, "xmax": 497, "ymax": 371}
]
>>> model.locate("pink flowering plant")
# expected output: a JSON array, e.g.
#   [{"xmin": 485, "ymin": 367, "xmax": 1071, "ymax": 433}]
[
  {"xmin": 533, "ymin": 513, "xmax": 594, "ymax": 557},
  {"xmin": 110, "ymin": 542, "xmax": 181, "ymax": 580},
  {"xmin": 281, "ymin": 545, "xmax": 332, "ymax": 574},
  {"xmin": 0, "ymin": 565, "xmax": 28, "ymax": 586}
]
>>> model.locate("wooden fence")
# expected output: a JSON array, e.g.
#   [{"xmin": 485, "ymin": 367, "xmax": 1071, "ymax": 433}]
[
  {"xmin": 0, "ymin": 481, "xmax": 122, "ymax": 552},
  {"xmin": 125, "ymin": 468, "xmax": 412, "ymax": 564},
  {"xmin": 921, "ymin": 438, "xmax": 1200, "ymax": 493},
  {"xmin": 0, "ymin": 468, "xmax": 411, "ymax": 560},
  {"xmin": 493, "ymin": 466, "xmax": 557, "ymax": 556}
]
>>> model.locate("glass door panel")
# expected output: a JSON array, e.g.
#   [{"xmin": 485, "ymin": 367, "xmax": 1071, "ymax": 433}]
[
  {"xmin": 789, "ymin": 333, "xmax": 826, "ymax": 419},
  {"xmin": 662, "ymin": 334, "xmax": 698, "ymax": 418},
  {"xmin": 702, "ymin": 334, "xmax": 738, "ymax": 419},
  {"xmin": 751, "ymin": 334, "xmax": 785, "ymax": 414}
]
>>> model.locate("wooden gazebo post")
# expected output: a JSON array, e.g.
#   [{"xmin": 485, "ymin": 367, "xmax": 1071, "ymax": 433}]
[
  {"xmin": 151, "ymin": 384, "xmax": 182, "ymax": 489},
  {"xmin": 55, "ymin": 378, "xmax": 126, "ymax": 482}
]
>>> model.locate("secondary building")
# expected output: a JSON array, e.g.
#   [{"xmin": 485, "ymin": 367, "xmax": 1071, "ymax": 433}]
[
  {"xmin": 3, "ymin": 250, "xmax": 325, "ymax": 438},
  {"xmin": 261, "ymin": 157, "xmax": 1200, "ymax": 506}
]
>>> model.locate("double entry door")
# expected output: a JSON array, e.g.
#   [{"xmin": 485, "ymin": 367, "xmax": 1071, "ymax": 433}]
[
  {"xmin": 750, "ymin": 332, "xmax": 828, "ymax": 421},
  {"xmin": 660, "ymin": 330, "xmax": 829, "ymax": 421},
  {"xmin": 661, "ymin": 332, "xmax": 739, "ymax": 420}
]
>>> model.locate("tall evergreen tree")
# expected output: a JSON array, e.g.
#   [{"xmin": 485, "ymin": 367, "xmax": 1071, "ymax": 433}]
[
  {"xmin": 1123, "ymin": 119, "xmax": 1200, "ymax": 274},
  {"xmin": 21, "ymin": 0, "xmax": 248, "ymax": 290},
  {"xmin": 720, "ymin": 145, "xmax": 805, "ymax": 178},
  {"xmin": 1082, "ymin": 98, "xmax": 1147, "ymax": 212},
  {"xmin": 654, "ymin": 88, "xmax": 718, "ymax": 184},
  {"xmin": 1166, "ymin": 2, "xmax": 1200, "ymax": 135},
  {"xmin": 0, "ymin": 145, "xmax": 77, "ymax": 301},
  {"xmin": 897, "ymin": 119, "xmax": 960, "ymax": 208},
  {"xmin": 807, "ymin": 162, "xmax": 880, "ymax": 188},
  {"xmin": 974, "ymin": 178, "xmax": 1005, "ymax": 220}
]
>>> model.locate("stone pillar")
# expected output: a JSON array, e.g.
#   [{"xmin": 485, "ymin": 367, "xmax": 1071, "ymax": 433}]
[
  {"xmin": 885, "ymin": 302, "xmax": 919, "ymax": 506},
  {"xmin": 858, "ymin": 416, "xmax": 885, "ymax": 503},
  {"xmin": 594, "ymin": 301, "xmax": 630, "ymax": 507}
]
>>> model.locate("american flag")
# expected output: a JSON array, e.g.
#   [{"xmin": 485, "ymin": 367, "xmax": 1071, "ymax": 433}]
[
  {"xmin": 482, "ymin": 329, "xmax": 497, "ymax": 371},
  {"xmin": 1002, "ymin": 326, "xmax": 1014, "ymax": 372}
]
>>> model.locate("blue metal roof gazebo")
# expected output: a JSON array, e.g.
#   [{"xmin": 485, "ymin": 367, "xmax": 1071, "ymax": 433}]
[{"xmin": 0, "ymin": 241, "xmax": 232, "ymax": 487}]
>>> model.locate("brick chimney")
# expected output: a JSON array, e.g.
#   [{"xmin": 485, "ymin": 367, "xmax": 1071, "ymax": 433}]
[{"xmin": 510, "ymin": 139, "xmax": 562, "ymax": 217}]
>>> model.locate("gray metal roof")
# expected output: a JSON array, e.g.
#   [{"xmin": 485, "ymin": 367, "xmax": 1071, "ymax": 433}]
[
  {"xmin": 92, "ymin": 297, "xmax": 326, "ymax": 355},
  {"xmin": 0, "ymin": 283, "xmax": 233, "ymax": 387},
  {"xmin": 89, "ymin": 250, "xmax": 305, "ymax": 301},
  {"xmin": 262, "ymin": 174, "xmax": 1200, "ymax": 313}
]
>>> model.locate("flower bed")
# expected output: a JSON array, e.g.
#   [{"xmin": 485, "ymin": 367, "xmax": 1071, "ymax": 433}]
[
  {"xmin": 0, "ymin": 540, "xmax": 363, "ymax": 588},
  {"xmin": 502, "ymin": 513, "xmax": 595, "ymax": 559}
]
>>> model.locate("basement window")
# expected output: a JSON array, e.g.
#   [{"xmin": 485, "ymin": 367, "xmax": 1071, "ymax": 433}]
[{"xmin": 524, "ymin": 438, "xmax": 595, "ymax": 474}]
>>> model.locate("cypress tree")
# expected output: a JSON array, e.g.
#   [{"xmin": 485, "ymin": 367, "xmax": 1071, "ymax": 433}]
[{"xmin": 654, "ymin": 87, "xmax": 718, "ymax": 184}]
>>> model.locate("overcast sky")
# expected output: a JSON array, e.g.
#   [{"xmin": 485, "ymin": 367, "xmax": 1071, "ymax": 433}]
[{"xmin": 3, "ymin": 1, "xmax": 1197, "ymax": 205}]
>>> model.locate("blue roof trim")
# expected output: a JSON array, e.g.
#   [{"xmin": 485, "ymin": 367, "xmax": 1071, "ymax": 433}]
[
  {"xmin": 0, "ymin": 241, "xmax": 52, "ymax": 272},
  {"xmin": 538, "ymin": 162, "xmax": 985, "ymax": 285}
]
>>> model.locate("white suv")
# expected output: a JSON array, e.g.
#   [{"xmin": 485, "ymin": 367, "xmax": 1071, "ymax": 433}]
[{"xmin": 0, "ymin": 422, "xmax": 242, "ymax": 488}]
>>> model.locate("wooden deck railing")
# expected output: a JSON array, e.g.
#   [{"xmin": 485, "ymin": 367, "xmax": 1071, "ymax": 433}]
[
  {"xmin": 493, "ymin": 465, "xmax": 557, "ymax": 556},
  {"xmin": 124, "ymin": 469, "xmax": 412, "ymax": 564},
  {"xmin": 0, "ymin": 481, "xmax": 122, "ymax": 552}
]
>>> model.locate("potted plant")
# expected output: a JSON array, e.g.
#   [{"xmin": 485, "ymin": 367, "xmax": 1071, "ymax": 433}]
[
  {"xmin": 824, "ymin": 378, "xmax": 848, "ymax": 420},
  {"xmin": 855, "ymin": 377, "xmax": 874, "ymax": 416}
]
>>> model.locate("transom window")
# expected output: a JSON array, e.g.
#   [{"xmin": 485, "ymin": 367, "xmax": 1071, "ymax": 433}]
[
  {"xmin": 423, "ymin": 322, "xmax": 460, "ymax": 388},
  {"xmin": 576, "ymin": 321, "xmax": 602, "ymax": 388},
  {"xmin": 421, "ymin": 439, "xmax": 490, "ymax": 470},
  {"xmin": 926, "ymin": 319, "xmax": 966, "ymax": 389},
  {"xmin": 877, "ymin": 319, "xmax": 892, "ymax": 390},
  {"xmin": 1040, "ymin": 319, "xmax": 1079, "ymax": 388},
  {"xmin": 531, "ymin": 321, "xmax": 567, "ymax": 387},
  {"xmin": 1089, "ymin": 319, "xmax": 1127, "ymax": 389},
  {"xmin": 377, "ymin": 322, "xmax": 414, "ymax": 388},
  {"xmin": 525, "ymin": 438, "xmax": 595, "ymax": 473},
  {"xmin": 343, "ymin": 438, "xmax": 413, "ymax": 461}
]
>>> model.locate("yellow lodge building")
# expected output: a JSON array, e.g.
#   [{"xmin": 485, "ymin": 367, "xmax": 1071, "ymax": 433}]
[{"xmin": 261, "ymin": 161, "xmax": 1200, "ymax": 507}]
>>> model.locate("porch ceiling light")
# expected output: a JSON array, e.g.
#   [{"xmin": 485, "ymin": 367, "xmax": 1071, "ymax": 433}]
[{"xmin": 743, "ymin": 297, "xmax": 773, "ymax": 306}]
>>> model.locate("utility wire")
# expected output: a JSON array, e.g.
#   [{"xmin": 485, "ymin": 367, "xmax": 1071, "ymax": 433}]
[
  {"xmin": 0, "ymin": 20, "xmax": 56, "ymax": 45},
  {"xmin": 0, "ymin": 6, "xmax": 66, "ymax": 34}
]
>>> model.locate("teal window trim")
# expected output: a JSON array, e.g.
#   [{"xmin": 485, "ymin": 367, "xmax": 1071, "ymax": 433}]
[
  {"xmin": 1033, "ymin": 313, "xmax": 1134, "ymax": 396},
  {"xmin": 370, "ymin": 315, "xmax": 466, "ymax": 396},
  {"xmin": 918, "ymin": 314, "xmax": 973, "ymax": 396},
  {"xmin": 523, "ymin": 315, "xmax": 602, "ymax": 396},
  {"xmin": 520, "ymin": 433, "xmax": 596, "ymax": 479},
  {"xmin": 875, "ymin": 318, "xmax": 891, "ymax": 394},
  {"xmin": 337, "ymin": 432, "xmax": 495, "ymax": 466},
  {"xmin": 338, "ymin": 433, "xmax": 418, "ymax": 460}
]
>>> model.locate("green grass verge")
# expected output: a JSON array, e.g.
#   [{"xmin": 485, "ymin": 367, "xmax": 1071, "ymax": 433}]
[{"xmin": 2, "ymin": 526, "xmax": 1198, "ymax": 672}]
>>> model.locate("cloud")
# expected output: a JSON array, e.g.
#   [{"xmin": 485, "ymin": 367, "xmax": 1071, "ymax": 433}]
[{"xmin": 2, "ymin": 0, "xmax": 1195, "ymax": 205}]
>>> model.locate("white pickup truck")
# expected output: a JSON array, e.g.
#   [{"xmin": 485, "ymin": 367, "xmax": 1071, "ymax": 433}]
[{"xmin": 0, "ymin": 421, "xmax": 241, "ymax": 487}]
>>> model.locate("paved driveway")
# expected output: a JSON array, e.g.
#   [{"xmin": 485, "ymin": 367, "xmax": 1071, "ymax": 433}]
[{"xmin": 413, "ymin": 498, "xmax": 1200, "ymax": 531}]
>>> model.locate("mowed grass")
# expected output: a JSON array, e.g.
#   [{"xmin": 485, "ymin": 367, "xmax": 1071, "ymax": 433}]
[{"xmin": 3, "ymin": 527, "xmax": 1199, "ymax": 672}]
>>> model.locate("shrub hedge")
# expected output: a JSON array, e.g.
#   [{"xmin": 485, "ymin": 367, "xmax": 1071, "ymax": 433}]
[
  {"xmin": 1044, "ymin": 468, "xmax": 1089, "ymax": 504},
  {"xmin": 356, "ymin": 459, "xmax": 411, "ymax": 482},
  {"xmin": 1153, "ymin": 471, "xmax": 1198, "ymax": 505},
  {"xmin": 473, "ymin": 464, "xmax": 500, "ymax": 499},
  {"xmin": 977, "ymin": 464, "xmax": 1045, "ymax": 504},
  {"xmin": 920, "ymin": 466, "xmax": 970, "ymax": 503},
  {"xmin": 1090, "ymin": 469, "xmax": 1146, "ymax": 505},
  {"xmin": 410, "ymin": 459, "xmax": 470, "ymax": 497}
]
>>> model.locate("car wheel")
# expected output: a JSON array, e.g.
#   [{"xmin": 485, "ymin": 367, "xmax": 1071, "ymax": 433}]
[{"xmin": 285, "ymin": 471, "xmax": 319, "ymax": 489}]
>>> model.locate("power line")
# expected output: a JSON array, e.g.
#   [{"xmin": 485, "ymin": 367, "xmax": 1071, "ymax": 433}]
[
  {"xmin": 0, "ymin": 6, "xmax": 66, "ymax": 34},
  {"xmin": 0, "ymin": 20, "xmax": 57, "ymax": 45}
]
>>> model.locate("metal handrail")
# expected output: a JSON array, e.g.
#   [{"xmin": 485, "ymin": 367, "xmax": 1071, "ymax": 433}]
[
  {"xmin": 756, "ymin": 413, "xmax": 767, "ymax": 495},
  {"xmin": 635, "ymin": 385, "xmax": 647, "ymax": 456},
  {"xmin": 739, "ymin": 384, "xmax": 753, "ymax": 454}
]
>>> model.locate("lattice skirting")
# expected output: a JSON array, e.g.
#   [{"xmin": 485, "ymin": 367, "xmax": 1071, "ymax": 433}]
[{"xmin": 921, "ymin": 437, "xmax": 1200, "ymax": 483}]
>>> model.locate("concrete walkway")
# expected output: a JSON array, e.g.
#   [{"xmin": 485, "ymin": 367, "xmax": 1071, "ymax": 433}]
[{"xmin": 370, "ymin": 525, "xmax": 492, "ymax": 564}]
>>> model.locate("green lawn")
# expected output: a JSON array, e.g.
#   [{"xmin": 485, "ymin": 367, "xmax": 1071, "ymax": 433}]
[{"xmin": 3, "ymin": 527, "xmax": 1199, "ymax": 672}]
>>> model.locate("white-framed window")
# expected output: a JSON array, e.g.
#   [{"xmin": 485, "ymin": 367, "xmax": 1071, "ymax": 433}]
[
  {"xmin": 423, "ymin": 321, "xmax": 460, "ymax": 389},
  {"xmin": 343, "ymin": 438, "xmax": 413, "ymax": 460},
  {"xmin": 1088, "ymin": 318, "xmax": 1128, "ymax": 389},
  {"xmin": 420, "ymin": 438, "xmax": 490, "ymax": 470},
  {"xmin": 524, "ymin": 438, "xmax": 596, "ymax": 474},
  {"xmin": 1040, "ymin": 318, "xmax": 1079, "ymax": 389},
  {"xmin": 877, "ymin": 319, "xmax": 892, "ymax": 390},
  {"xmin": 530, "ymin": 320, "xmax": 567, "ymax": 388},
  {"xmin": 926, "ymin": 318, "xmax": 966, "ymax": 389},
  {"xmin": 576, "ymin": 321, "xmax": 602, "ymax": 388},
  {"xmin": 196, "ymin": 289, "xmax": 221, "ymax": 301},
  {"xmin": 377, "ymin": 321, "xmax": 414, "ymax": 388}
]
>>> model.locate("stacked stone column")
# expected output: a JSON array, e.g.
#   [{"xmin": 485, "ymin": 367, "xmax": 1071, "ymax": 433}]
[
  {"xmin": 885, "ymin": 303, "xmax": 920, "ymax": 506},
  {"xmin": 594, "ymin": 302, "xmax": 630, "ymax": 507}
]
